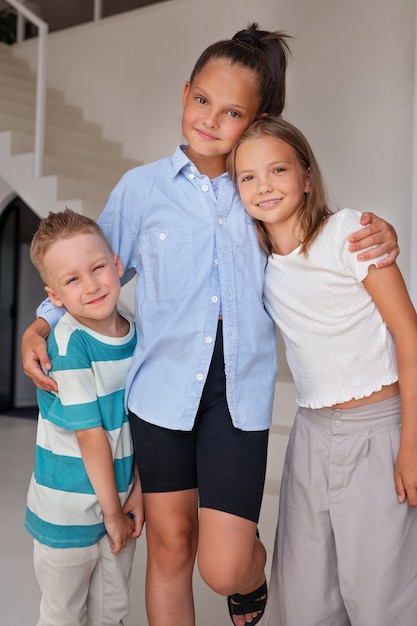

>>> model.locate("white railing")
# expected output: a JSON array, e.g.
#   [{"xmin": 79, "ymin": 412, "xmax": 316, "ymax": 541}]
[
  {"xmin": 5, "ymin": 0, "xmax": 48, "ymax": 177},
  {"xmin": 93, "ymin": 0, "xmax": 103, "ymax": 22}
]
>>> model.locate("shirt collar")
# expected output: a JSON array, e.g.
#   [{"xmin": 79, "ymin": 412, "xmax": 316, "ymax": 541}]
[
  {"xmin": 171, "ymin": 145, "xmax": 194, "ymax": 177},
  {"xmin": 171, "ymin": 145, "xmax": 231, "ymax": 185}
]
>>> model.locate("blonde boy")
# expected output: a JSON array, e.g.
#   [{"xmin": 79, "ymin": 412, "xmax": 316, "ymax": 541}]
[{"xmin": 25, "ymin": 209, "xmax": 142, "ymax": 626}]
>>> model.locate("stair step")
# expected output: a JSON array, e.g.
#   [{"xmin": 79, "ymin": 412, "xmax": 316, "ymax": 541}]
[
  {"xmin": 0, "ymin": 95, "xmax": 85, "ymax": 121},
  {"xmin": 0, "ymin": 110, "xmax": 103, "ymax": 136},
  {"xmin": 56, "ymin": 176, "xmax": 113, "ymax": 205},
  {"xmin": 0, "ymin": 57, "xmax": 37, "ymax": 80},
  {"xmin": 0, "ymin": 72, "xmax": 65, "ymax": 102},
  {"xmin": 10, "ymin": 130, "xmax": 138, "ymax": 171},
  {"xmin": 43, "ymin": 153, "xmax": 131, "ymax": 186},
  {"xmin": 0, "ymin": 42, "xmax": 31, "ymax": 72}
]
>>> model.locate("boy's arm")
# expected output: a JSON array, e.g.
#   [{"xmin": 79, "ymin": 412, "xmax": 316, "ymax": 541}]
[
  {"xmin": 76, "ymin": 426, "xmax": 134, "ymax": 552},
  {"xmin": 349, "ymin": 212, "xmax": 399, "ymax": 267},
  {"xmin": 123, "ymin": 463, "xmax": 144, "ymax": 538},
  {"xmin": 363, "ymin": 264, "xmax": 417, "ymax": 507}
]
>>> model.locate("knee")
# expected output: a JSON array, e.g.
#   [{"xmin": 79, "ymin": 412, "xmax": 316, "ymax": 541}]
[
  {"xmin": 198, "ymin": 554, "xmax": 247, "ymax": 596},
  {"xmin": 198, "ymin": 537, "xmax": 267, "ymax": 596},
  {"xmin": 147, "ymin": 525, "xmax": 197, "ymax": 576}
]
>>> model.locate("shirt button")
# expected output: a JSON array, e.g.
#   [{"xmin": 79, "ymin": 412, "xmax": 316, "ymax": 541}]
[
  {"xmin": 159, "ymin": 233, "xmax": 166, "ymax": 240},
  {"xmin": 334, "ymin": 419, "xmax": 343, "ymax": 428},
  {"xmin": 205, "ymin": 336, "xmax": 213, "ymax": 344},
  {"xmin": 202, "ymin": 184, "xmax": 209, "ymax": 192},
  {"xmin": 211, "ymin": 296, "xmax": 219, "ymax": 303},
  {"xmin": 196, "ymin": 373, "xmax": 204, "ymax": 381},
  {"xmin": 190, "ymin": 166, "xmax": 195, "ymax": 172},
  {"xmin": 214, "ymin": 258, "xmax": 218, "ymax": 265},
  {"xmin": 188, "ymin": 173, "xmax": 195, "ymax": 179},
  {"xmin": 218, "ymin": 218, "xmax": 223, "ymax": 225}
]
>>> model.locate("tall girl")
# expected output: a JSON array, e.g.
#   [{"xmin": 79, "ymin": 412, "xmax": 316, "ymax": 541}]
[
  {"xmin": 23, "ymin": 25, "xmax": 399, "ymax": 626},
  {"xmin": 229, "ymin": 116, "xmax": 417, "ymax": 626}
]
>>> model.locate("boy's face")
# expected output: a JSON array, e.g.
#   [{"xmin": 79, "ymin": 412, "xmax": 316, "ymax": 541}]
[{"xmin": 42, "ymin": 232, "xmax": 124, "ymax": 333}]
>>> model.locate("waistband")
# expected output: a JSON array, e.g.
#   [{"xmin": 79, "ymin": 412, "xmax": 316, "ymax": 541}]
[{"xmin": 297, "ymin": 395, "xmax": 401, "ymax": 434}]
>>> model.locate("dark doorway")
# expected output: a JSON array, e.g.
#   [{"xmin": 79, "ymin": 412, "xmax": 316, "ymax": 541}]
[{"xmin": 0, "ymin": 197, "xmax": 44, "ymax": 412}]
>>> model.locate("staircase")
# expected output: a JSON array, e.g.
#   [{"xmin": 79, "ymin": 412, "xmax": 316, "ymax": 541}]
[{"xmin": 0, "ymin": 42, "xmax": 139, "ymax": 221}]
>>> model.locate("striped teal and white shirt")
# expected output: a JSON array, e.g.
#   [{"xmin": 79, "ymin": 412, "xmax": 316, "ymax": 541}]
[{"xmin": 25, "ymin": 311, "xmax": 136, "ymax": 548}]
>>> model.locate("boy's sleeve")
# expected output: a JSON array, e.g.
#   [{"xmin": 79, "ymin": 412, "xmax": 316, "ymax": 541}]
[{"xmin": 43, "ymin": 332, "xmax": 102, "ymax": 431}]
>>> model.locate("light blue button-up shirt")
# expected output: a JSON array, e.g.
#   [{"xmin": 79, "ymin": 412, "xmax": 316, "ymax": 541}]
[{"xmin": 37, "ymin": 147, "xmax": 277, "ymax": 431}]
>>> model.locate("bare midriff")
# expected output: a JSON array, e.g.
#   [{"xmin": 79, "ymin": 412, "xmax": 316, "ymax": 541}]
[{"xmin": 329, "ymin": 381, "xmax": 400, "ymax": 409}]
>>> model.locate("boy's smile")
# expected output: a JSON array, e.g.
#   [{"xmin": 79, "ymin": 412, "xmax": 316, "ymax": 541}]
[{"xmin": 42, "ymin": 232, "xmax": 124, "ymax": 335}]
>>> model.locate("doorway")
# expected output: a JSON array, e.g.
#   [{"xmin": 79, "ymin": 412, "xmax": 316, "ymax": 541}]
[{"xmin": 0, "ymin": 197, "xmax": 44, "ymax": 412}]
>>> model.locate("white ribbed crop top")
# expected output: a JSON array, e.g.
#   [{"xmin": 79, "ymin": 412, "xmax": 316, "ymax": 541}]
[{"xmin": 264, "ymin": 209, "xmax": 398, "ymax": 408}]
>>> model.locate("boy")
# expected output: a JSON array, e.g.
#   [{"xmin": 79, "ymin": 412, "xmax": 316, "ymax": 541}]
[{"xmin": 25, "ymin": 208, "xmax": 143, "ymax": 626}]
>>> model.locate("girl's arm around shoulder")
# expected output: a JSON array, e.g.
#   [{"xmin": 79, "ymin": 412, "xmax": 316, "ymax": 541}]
[
  {"xmin": 363, "ymin": 263, "xmax": 417, "ymax": 506},
  {"xmin": 349, "ymin": 212, "xmax": 399, "ymax": 267},
  {"xmin": 21, "ymin": 317, "xmax": 57, "ymax": 392}
]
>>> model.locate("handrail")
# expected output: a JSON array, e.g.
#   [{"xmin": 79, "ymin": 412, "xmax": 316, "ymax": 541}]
[
  {"xmin": 5, "ymin": 0, "xmax": 48, "ymax": 178},
  {"xmin": 94, "ymin": 0, "xmax": 103, "ymax": 22}
]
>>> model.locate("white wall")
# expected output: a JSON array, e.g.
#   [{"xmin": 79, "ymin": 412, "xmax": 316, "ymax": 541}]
[
  {"xmin": 0, "ymin": 176, "xmax": 15, "ymax": 211},
  {"xmin": 13, "ymin": 0, "xmax": 416, "ymax": 285}
]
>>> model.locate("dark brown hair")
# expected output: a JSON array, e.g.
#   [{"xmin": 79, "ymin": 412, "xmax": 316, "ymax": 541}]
[{"xmin": 189, "ymin": 23, "xmax": 291, "ymax": 117}]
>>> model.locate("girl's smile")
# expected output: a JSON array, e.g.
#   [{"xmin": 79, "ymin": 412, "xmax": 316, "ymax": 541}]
[
  {"xmin": 181, "ymin": 58, "xmax": 260, "ymax": 177},
  {"xmin": 235, "ymin": 135, "xmax": 310, "ymax": 253}
]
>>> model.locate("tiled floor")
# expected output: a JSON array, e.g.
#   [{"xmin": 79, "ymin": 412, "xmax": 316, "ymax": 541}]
[{"xmin": 0, "ymin": 413, "xmax": 279, "ymax": 625}]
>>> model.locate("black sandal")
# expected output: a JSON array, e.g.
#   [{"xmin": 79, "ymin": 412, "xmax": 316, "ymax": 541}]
[{"xmin": 227, "ymin": 580, "xmax": 267, "ymax": 626}]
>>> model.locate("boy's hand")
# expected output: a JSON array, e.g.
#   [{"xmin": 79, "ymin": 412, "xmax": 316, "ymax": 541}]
[
  {"xmin": 104, "ymin": 510, "xmax": 135, "ymax": 554},
  {"xmin": 348, "ymin": 212, "xmax": 399, "ymax": 268},
  {"xmin": 21, "ymin": 319, "xmax": 57, "ymax": 392}
]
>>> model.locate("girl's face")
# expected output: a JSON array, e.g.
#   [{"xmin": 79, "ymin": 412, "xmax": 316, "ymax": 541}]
[
  {"xmin": 182, "ymin": 58, "xmax": 260, "ymax": 176},
  {"xmin": 235, "ymin": 135, "xmax": 310, "ymax": 235}
]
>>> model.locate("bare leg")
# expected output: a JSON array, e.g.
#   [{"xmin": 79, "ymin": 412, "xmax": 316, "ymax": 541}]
[
  {"xmin": 197, "ymin": 508, "xmax": 266, "ymax": 626},
  {"xmin": 143, "ymin": 489, "xmax": 199, "ymax": 626}
]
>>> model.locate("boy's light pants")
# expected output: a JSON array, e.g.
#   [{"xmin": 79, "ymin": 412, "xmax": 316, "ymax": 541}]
[
  {"xmin": 34, "ymin": 534, "xmax": 136, "ymax": 626},
  {"xmin": 263, "ymin": 396, "xmax": 417, "ymax": 626}
]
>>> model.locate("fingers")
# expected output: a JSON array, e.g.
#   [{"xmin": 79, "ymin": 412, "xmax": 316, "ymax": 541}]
[
  {"xmin": 375, "ymin": 246, "xmax": 400, "ymax": 268},
  {"xmin": 395, "ymin": 471, "xmax": 417, "ymax": 507},
  {"xmin": 358, "ymin": 211, "xmax": 376, "ymax": 226},
  {"xmin": 131, "ymin": 515, "xmax": 144, "ymax": 538},
  {"xmin": 395, "ymin": 473, "xmax": 406, "ymax": 504}
]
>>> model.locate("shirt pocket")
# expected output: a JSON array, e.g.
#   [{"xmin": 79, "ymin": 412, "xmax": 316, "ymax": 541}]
[{"xmin": 139, "ymin": 227, "xmax": 193, "ymax": 300}]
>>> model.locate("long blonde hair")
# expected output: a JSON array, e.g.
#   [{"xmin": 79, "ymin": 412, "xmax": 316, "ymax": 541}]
[{"xmin": 228, "ymin": 117, "xmax": 332, "ymax": 255}]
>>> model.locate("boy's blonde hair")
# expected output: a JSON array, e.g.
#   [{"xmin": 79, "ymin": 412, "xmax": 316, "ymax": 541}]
[
  {"xmin": 30, "ymin": 208, "xmax": 111, "ymax": 282},
  {"xmin": 228, "ymin": 116, "xmax": 332, "ymax": 256}
]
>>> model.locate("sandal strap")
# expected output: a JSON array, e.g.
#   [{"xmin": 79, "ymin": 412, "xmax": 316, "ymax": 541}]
[{"xmin": 228, "ymin": 580, "xmax": 267, "ymax": 617}]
